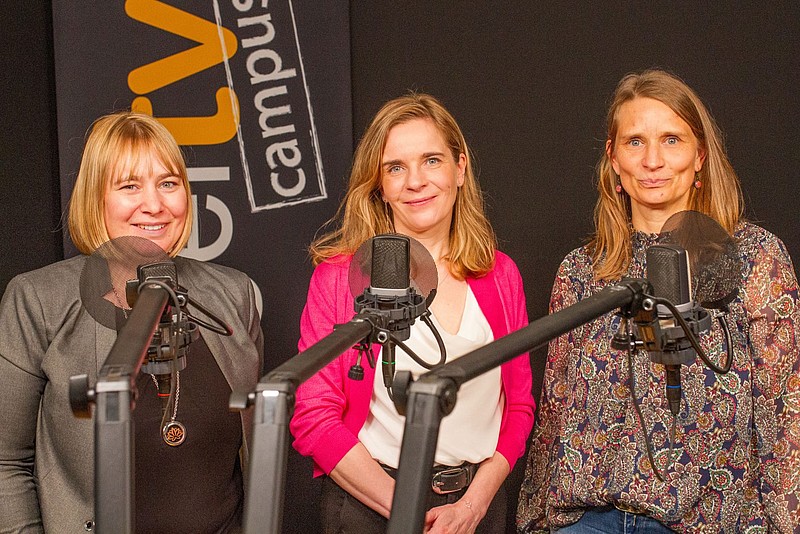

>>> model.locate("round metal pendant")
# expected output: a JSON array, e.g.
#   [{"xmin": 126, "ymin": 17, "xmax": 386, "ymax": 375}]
[{"xmin": 162, "ymin": 421, "xmax": 186, "ymax": 446}]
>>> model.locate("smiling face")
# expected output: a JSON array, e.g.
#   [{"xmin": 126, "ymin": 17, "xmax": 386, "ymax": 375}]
[
  {"xmin": 608, "ymin": 97, "xmax": 706, "ymax": 232},
  {"xmin": 380, "ymin": 118, "xmax": 466, "ymax": 242},
  {"xmin": 103, "ymin": 146, "xmax": 188, "ymax": 253}
]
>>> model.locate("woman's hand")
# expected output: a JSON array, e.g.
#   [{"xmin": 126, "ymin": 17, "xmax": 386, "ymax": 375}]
[
  {"xmin": 424, "ymin": 499, "xmax": 481, "ymax": 533},
  {"xmin": 424, "ymin": 452, "xmax": 510, "ymax": 533}
]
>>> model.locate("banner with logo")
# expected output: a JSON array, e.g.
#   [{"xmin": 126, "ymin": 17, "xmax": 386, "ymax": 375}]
[{"xmin": 52, "ymin": 0, "xmax": 352, "ymax": 370}]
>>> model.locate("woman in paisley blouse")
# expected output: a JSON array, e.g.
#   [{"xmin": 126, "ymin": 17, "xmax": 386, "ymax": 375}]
[{"xmin": 517, "ymin": 69, "xmax": 799, "ymax": 533}]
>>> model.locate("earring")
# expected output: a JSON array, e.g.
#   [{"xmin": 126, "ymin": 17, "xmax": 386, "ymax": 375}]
[
  {"xmin": 694, "ymin": 173, "xmax": 702, "ymax": 189},
  {"xmin": 615, "ymin": 179, "xmax": 622, "ymax": 193}
]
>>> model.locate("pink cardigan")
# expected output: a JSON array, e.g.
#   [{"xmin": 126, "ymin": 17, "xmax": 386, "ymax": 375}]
[{"xmin": 289, "ymin": 251, "xmax": 535, "ymax": 477}]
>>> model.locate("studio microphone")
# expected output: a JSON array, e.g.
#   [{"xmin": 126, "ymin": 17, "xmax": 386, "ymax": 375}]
[
  {"xmin": 605, "ymin": 211, "xmax": 739, "ymax": 480},
  {"xmin": 372, "ymin": 234, "xmax": 410, "ymax": 389},
  {"xmin": 125, "ymin": 261, "xmax": 197, "ymax": 417},
  {"xmin": 351, "ymin": 234, "xmax": 444, "ymax": 396},
  {"xmin": 354, "ymin": 235, "xmax": 422, "ymax": 387},
  {"xmin": 364, "ymin": 233, "xmax": 416, "ymax": 332},
  {"xmin": 643, "ymin": 244, "xmax": 711, "ymax": 415}
]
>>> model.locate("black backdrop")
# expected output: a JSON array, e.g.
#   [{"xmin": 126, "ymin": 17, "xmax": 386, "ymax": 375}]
[{"xmin": 2, "ymin": 2, "xmax": 798, "ymax": 532}]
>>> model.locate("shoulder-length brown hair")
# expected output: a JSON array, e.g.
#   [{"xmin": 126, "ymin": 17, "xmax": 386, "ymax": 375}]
[
  {"xmin": 68, "ymin": 111, "xmax": 193, "ymax": 257},
  {"xmin": 591, "ymin": 69, "xmax": 743, "ymax": 280},
  {"xmin": 310, "ymin": 92, "xmax": 496, "ymax": 279}
]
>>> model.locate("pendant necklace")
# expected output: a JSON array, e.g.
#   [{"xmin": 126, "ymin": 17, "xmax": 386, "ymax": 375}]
[
  {"xmin": 151, "ymin": 372, "xmax": 186, "ymax": 446},
  {"xmin": 112, "ymin": 285, "xmax": 131, "ymax": 319}
]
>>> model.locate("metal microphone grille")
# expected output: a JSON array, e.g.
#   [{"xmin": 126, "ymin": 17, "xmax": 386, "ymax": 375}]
[
  {"xmin": 371, "ymin": 235, "xmax": 410, "ymax": 291},
  {"xmin": 138, "ymin": 261, "xmax": 178, "ymax": 285},
  {"xmin": 646, "ymin": 244, "xmax": 690, "ymax": 305}
]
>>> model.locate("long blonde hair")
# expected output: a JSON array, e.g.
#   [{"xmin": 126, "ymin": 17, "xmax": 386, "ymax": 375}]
[
  {"xmin": 68, "ymin": 111, "xmax": 193, "ymax": 257},
  {"xmin": 310, "ymin": 93, "xmax": 496, "ymax": 279},
  {"xmin": 591, "ymin": 69, "xmax": 743, "ymax": 280}
]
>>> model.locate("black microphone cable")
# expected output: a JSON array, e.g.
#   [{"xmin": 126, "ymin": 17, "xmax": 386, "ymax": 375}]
[
  {"xmin": 379, "ymin": 309, "xmax": 447, "ymax": 400},
  {"xmin": 614, "ymin": 291, "xmax": 735, "ymax": 484},
  {"xmin": 651, "ymin": 296, "xmax": 733, "ymax": 375},
  {"xmin": 179, "ymin": 288, "xmax": 233, "ymax": 336}
]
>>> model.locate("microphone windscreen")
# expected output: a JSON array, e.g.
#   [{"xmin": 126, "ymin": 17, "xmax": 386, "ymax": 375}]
[
  {"xmin": 660, "ymin": 210, "xmax": 741, "ymax": 309},
  {"xmin": 349, "ymin": 233, "xmax": 438, "ymax": 305},
  {"xmin": 370, "ymin": 234, "xmax": 410, "ymax": 292},
  {"xmin": 79, "ymin": 236, "xmax": 169, "ymax": 330},
  {"xmin": 647, "ymin": 244, "xmax": 691, "ymax": 306}
]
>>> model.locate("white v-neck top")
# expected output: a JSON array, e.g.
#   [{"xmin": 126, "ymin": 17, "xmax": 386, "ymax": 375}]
[{"xmin": 359, "ymin": 286, "xmax": 503, "ymax": 468}]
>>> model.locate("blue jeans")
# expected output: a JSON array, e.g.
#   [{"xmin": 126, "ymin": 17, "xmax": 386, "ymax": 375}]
[{"xmin": 552, "ymin": 507, "xmax": 674, "ymax": 533}]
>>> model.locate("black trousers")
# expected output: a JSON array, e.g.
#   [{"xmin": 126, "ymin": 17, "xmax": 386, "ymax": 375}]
[{"xmin": 320, "ymin": 473, "xmax": 507, "ymax": 533}]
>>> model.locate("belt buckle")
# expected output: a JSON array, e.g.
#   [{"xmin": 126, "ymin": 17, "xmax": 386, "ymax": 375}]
[
  {"xmin": 614, "ymin": 501, "xmax": 639, "ymax": 514},
  {"xmin": 431, "ymin": 466, "xmax": 470, "ymax": 495}
]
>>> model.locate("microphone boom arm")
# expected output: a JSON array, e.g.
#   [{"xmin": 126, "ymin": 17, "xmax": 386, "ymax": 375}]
[
  {"xmin": 231, "ymin": 311, "xmax": 383, "ymax": 534},
  {"xmin": 386, "ymin": 278, "xmax": 652, "ymax": 534},
  {"xmin": 68, "ymin": 284, "xmax": 170, "ymax": 534}
]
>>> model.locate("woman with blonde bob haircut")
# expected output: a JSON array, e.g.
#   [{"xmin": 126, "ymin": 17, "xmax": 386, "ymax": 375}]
[
  {"xmin": 0, "ymin": 111, "xmax": 262, "ymax": 532},
  {"xmin": 293, "ymin": 93, "xmax": 534, "ymax": 533},
  {"xmin": 519, "ymin": 70, "xmax": 799, "ymax": 533},
  {"xmin": 68, "ymin": 112, "xmax": 193, "ymax": 257}
]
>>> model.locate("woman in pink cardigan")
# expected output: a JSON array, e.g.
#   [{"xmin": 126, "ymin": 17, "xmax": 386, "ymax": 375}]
[{"xmin": 290, "ymin": 93, "xmax": 534, "ymax": 534}]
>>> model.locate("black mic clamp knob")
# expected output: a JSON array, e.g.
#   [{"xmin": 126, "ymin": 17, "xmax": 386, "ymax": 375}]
[
  {"xmin": 348, "ymin": 364, "xmax": 365, "ymax": 381},
  {"xmin": 611, "ymin": 332, "xmax": 633, "ymax": 351}
]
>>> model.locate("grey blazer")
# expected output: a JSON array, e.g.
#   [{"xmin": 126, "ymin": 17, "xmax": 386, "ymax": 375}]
[{"xmin": 0, "ymin": 255, "xmax": 263, "ymax": 533}]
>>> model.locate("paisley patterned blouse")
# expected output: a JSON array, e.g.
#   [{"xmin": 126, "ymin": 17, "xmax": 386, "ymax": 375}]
[{"xmin": 518, "ymin": 223, "xmax": 800, "ymax": 533}]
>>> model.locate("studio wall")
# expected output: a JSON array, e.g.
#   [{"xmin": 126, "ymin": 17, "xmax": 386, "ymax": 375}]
[{"xmin": 2, "ymin": 2, "xmax": 798, "ymax": 532}]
